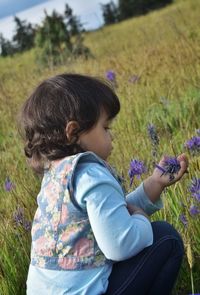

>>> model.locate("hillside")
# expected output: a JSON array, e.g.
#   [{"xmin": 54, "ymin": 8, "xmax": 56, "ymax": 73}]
[{"xmin": 0, "ymin": 0, "xmax": 200, "ymax": 294}]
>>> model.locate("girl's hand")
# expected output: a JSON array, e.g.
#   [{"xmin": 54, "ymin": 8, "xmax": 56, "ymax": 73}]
[
  {"xmin": 126, "ymin": 204, "xmax": 149, "ymax": 219},
  {"xmin": 152, "ymin": 153, "xmax": 189, "ymax": 188}
]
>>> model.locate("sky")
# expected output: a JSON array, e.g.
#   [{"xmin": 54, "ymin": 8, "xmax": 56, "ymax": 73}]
[{"xmin": 0, "ymin": 0, "xmax": 118, "ymax": 40}]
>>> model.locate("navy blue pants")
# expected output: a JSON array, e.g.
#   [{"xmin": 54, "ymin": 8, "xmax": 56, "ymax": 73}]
[{"xmin": 105, "ymin": 221, "xmax": 184, "ymax": 295}]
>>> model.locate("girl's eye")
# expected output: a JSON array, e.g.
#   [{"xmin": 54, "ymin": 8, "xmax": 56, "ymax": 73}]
[{"xmin": 104, "ymin": 127, "xmax": 111, "ymax": 131}]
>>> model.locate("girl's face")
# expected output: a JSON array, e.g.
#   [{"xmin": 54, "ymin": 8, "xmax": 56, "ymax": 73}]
[{"xmin": 78, "ymin": 111, "xmax": 113, "ymax": 161}]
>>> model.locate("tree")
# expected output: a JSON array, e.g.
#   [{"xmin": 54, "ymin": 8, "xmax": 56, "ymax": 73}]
[
  {"xmin": 0, "ymin": 4, "xmax": 91, "ymax": 61},
  {"xmin": 64, "ymin": 4, "xmax": 83, "ymax": 36},
  {"xmin": 0, "ymin": 34, "xmax": 15, "ymax": 57},
  {"xmin": 72, "ymin": 34, "xmax": 91, "ymax": 59},
  {"xmin": 35, "ymin": 5, "xmax": 91, "ymax": 67},
  {"xmin": 35, "ymin": 10, "xmax": 72, "ymax": 66},
  {"xmin": 101, "ymin": 1, "xmax": 119, "ymax": 25},
  {"xmin": 0, "ymin": 16, "xmax": 35, "ymax": 57},
  {"xmin": 118, "ymin": 0, "xmax": 173, "ymax": 20},
  {"xmin": 12, "ymin": 16, "xmax": 35, "ymax": 52}
]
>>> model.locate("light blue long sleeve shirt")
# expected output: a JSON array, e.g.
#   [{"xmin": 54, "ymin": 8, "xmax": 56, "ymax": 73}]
[{"xmin": 27, "ymin": 161, "xmax": 163, "ymax": 295}]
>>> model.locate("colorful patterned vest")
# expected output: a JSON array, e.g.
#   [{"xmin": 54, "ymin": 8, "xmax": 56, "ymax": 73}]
[{"xmin": 30, "ymin": 152, "xmax": 123, "ymax": 270}]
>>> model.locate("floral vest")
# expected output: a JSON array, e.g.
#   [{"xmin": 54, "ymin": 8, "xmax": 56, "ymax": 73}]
[{"xmin": 30, "ymin": 152, "xmax": 123, "ymax": 270}]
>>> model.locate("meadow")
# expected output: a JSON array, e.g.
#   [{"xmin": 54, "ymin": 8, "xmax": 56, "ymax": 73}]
[{"xmin": 0, "ymin": 0, "xmax": 200, "ymax": 294}]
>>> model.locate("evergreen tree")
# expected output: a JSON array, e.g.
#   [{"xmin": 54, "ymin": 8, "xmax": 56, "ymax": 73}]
[
  {"xmin": 12, "ymin": 16, "xmax": 35, "ymax": 52},
  {"xmin": 0, "ymin": 34, "xmax": 15, "ymax": 57},
  {"xmin": 0, "ymin": 4, "xmax": 91, "ymax": 62},
  {"xmin": 118, "ymin": 0, "xmax": 173, "ymax": 20},
  {"xmin": 35, "ymin": 10, "xmax": 72, "ymax": 66},
  {"xmin": 101, "ymin": 1, "xmax": 119, "ymax": 25},
  {"xmin": 64, "ymin": 4, "xmax": 83, "ymax": 36},
  {"xmin": 72, "ymin": 34, "xmax": 91, "ymax": 59},
  {"xmin": 35, "ymin": 6, "xmax": 90, "ymax": 67}
]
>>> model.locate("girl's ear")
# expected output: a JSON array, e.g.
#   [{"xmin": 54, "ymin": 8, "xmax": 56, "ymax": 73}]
[{"xmin": 65, "ymin": 121, "xmax": 80, "ymax": 143}]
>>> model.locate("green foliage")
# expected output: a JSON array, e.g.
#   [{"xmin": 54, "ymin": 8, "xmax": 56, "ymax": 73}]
[
  {"xmin": 64, "ymin": 4, "xmax": 83, "ymax": 36},
  {"xmin": 0, "ymin": 34, "xmax": 15, "ymax": 57},
  {"xmin": 12, "ymin": 17, "xmax": 35, "ymax": 53},
  {"xmin": 0, "ymin": 17, "xmax": 35, "ymax": 57},
  {"xmin": 34, "ymin": 10, "xmax": 72, "ymax": 66},
  {"xmin": 101, "ymin": 0, "xmax": 174, "ymax": 24},
  {"xmin": 118, "ymin": 0, "xmax": 174, "ymax": 20},
  {"xmin": 71, "ymin": 35, "xmax": 92, "ymax": 59},
  {"xmin": 0, "ymin": 4, "xmax": 90, "ymax": 65},
  {"xmin": 34, "ymin": 5, "xmax": 91, "ymax": 67},
  {"xmin": 101, "ymin": 1, "xmax": 120, "ymax": 25}
]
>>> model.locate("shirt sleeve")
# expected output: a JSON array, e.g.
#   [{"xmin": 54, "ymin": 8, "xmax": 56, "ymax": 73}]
[
  {"xmin": 73, "ymin": 162, "xmax": 153, "ymax": 261},
  {"xmin": 126, "ymin": 183, "xmax": 163, "ymax": 216}
]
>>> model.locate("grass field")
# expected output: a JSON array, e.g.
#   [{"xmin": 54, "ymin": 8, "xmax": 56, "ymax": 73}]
[{"xmin": 0, "ymin": 0, "xmax": 200, "ymax": 294}]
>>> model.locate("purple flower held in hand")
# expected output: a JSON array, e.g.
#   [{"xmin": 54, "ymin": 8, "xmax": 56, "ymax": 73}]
[
  {"xmin": 106, "ymin": 70, "xmax": 116, "ymax": 82},
  {"xmin": 163, "ymin": 157, "xmax": 181, "ymax": 174},
  {"xmin": 155, "ymin": 156, "xmax": 181, "ymax": 181},
  {"xmin": 189, "ymin": 205, "xmax": 200, "ymax": 216},
  {"xmin": 179, "ymin": 213, "xmax": 188, "ymax": 226},
  {"xmin": 189, "ymin": 178, "xmax": 200, "ymax": 202},
  {"xmin": 185, "ymin": 136, "xmax": 200, "ymax": 155},
  {"xmin": 129, "ymin": 159, "xmax": 147, "ymax": 186},
  {"xmin": 4, "ymin": 177, "xmax": 15, "ymax": 192}
]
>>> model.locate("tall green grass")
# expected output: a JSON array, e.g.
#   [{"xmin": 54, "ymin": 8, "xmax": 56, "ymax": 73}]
[{"xmin": 0, "ymin": 0, "xmax": 200, "ymax": 293}]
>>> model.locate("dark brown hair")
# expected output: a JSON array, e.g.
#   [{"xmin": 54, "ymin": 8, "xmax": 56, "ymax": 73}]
[{"xmin": 19, "ymin": 73, "xmax": 120, "ymax": 173}]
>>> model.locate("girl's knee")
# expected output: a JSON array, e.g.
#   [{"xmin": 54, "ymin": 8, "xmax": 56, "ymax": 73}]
[{"xmin": 151, "ymin": 221, "xmax": 184, "ymax": 254}]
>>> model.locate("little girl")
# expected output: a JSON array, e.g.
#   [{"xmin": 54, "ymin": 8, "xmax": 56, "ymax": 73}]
[{"xmin": 20, "ymin": 73, "xmax": 188, "ymax": 295}]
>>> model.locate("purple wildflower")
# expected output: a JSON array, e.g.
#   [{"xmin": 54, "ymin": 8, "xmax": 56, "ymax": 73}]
[
  {"xmin": 155, "ymin": 156, "xmax": 181, "ymax": 181},
  {"xmin": 189, "ymin": 205, "xmax": 200, "ymax": 216},
  {"xmin": 129, "ymin": 159, "xmax": 147, "ymax": 186},
  {"xmin": 147, "ymin": 124, "xmax": 159, "ymax": 159},
  {"xmin": 4, "ymin": 177, "xmax": 15, "ymax": 192},
  {"xmin": 147, "ymin": 124, "xmax": 159, "ymax": 146},
  {"xmin": 163, "ymin": 157, "xmax": 181, "ymax": 174},
  {"xmin": 23, "ymin": 220, "xmax": 32, "ymax": 231},
  {"xmin": 106, "ymin": 70, "xmax": 116, "ymax": 82},
  {"xmin": 189, "ymin": 178, "xmax": 200, "ymax": 202},
  {"xmin": 13, "ymin": 207, "xmax": 24, "ymax": 226},
  {"xmin": 13, "ymin": 206, "xmax": 31, "ymax": 231},
  {"xmin": 185, "ymin": 136, "xmax": 200, "ymax": 155},
  {"xmin": 128, "ymin": 75, "xmax": 140, "ymax": 84},
  {"xmin": 179, "ymin": 213, "xmax": 188, "ymax": 226}
]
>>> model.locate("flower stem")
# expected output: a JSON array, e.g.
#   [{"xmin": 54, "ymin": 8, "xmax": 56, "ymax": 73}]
[
  {"xmin": 190, "ymin": 267, "xmax": 194, "ymax": 295},
  {"xmin": 155, "ymin": 164, "xmax": 166, "ymax": 173}
]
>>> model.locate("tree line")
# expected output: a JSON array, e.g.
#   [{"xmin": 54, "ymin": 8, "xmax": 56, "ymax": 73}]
[
  {"xmin": 0, "ymin": 0, "xmax": 174, "ymax": 64},
  {"xmin": 0, "ymin": 4, "xmax": 90, "ymax": 66},
  {"xmin": 101, "ymin": 0, "xmax": 173, "ymax": 25}
]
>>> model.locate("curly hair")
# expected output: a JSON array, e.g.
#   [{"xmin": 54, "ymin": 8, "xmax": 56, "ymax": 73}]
[{"xmin": 19, "ymin": 73, "xmax": 120, "ymax": 173}]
